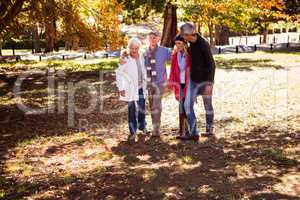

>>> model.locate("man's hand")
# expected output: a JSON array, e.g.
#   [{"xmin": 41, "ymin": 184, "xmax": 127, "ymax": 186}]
[
  {"xmin": 119, "ymin": 90, "xmax": 125, "ymax": 97},
  {"xmin": 204, "ymin": 84, "xmax": 213, "ymax": 96}
]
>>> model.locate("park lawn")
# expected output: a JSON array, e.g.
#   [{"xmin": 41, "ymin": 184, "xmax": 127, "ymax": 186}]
[
  {"xmin": 0, "ymin": 51, "xmax": 300, "ymax": 199},
  {"xmin": 0, "ymin": 58, "xmax": 118, "ymax": 73}
]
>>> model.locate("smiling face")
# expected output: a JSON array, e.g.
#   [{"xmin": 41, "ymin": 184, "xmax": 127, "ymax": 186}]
[
  {"xmin": 148, "ymin": 34, "xmax": 159, "ymax": 47},
  {"xmin": 129, "ymin": 44, "xmax": 139, "ymax": 58},
  {"xmin": 175, "ymin": 41, "xmax": 185, "ymax": 52}
]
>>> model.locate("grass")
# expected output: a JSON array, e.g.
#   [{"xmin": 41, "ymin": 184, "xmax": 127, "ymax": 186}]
[
  {"xmin": 215, "ymin": 57, "xmax": 284, "ymax": 71},
  {"xmin": 1, "ymin": 51, "xmax": 300, "ymax": 199},
  {"xmin": 263, "ymin": 148, "xmax": 298, "ymax": 166},
  {"xmin": 0, "ymin": 58, "xmax": 118, "ymax": 73}
]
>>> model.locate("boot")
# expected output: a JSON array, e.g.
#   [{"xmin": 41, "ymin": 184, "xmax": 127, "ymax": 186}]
[
  {"xmin": 182, "ymin": 114, "xmax": 190, "ymax": 136},
  {"xmin": 176, "ymin": 114, "xmax": 188, "ymax": 139},
  {"xmin": 178, "ymin": 113, "xmax": 185, "ymax": 136}
]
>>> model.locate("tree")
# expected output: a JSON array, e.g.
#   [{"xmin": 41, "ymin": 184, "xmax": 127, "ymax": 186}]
[
  {"xmin": 181, "ymin": 0, "xmax": 232, "ymax": 45},
  {"xmin": 117, "ymin": 0, "xmax": 166, "ymax": 24},
  {"xmin": 0, "ymin": 0, "xmax": 28, "ymax": 55},
  {"xmin": 283, "ymin": 0, "xmax": 300, "ymax": 20},
  {"xmin": 161, "ymin": 1, "xmax": 178, "ymax": 47},
  {"xmin": 251, "ymin": 0, "xmax": 286, "ymax": 43}
]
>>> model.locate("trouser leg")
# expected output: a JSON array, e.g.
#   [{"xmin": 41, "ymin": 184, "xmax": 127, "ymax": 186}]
[
  {"xmin": 202, "ymin": 95, "xmax": 214, "ymax": 133},
  {"xmin": 137, "ymin": 88, "xmax": 146, "ymax": 131},
  {"xmin": 149, "ymin": 88, "xmax": 162, "ymax": 135},
  {"xmin": 128, "ymin": 101, "xmax": 137, "ymax": 135},
  {"xmin": 184, "ymin": 80, "xmax": 198, "ymax": 136}
]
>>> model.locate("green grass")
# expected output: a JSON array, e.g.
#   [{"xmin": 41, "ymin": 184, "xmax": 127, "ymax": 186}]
[
  {"xmin": 0, "ymin": 58, "xmax": 118, "ymax": 73},
  {"xmin": 215, "ymin": 57, "xmax": 284, "ymax": 71}
]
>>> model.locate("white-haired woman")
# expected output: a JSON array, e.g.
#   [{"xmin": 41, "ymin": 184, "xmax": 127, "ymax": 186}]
[{"xmin": 116, "ymin": 38, "xmax": 148, "ymax": 140}]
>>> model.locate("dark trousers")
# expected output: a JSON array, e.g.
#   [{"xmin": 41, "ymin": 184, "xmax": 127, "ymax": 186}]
[{"xmin": 128, "ymin": 88, "xmax": 146, "ymax": 135}]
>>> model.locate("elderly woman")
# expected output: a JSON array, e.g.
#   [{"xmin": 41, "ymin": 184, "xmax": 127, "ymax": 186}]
[
  {"xmin": 168, "ymin": 35, "xmax": 191, "ymax": 138},
  {"xmin": 116, "ymin": 37, "xmax": 148, "ymax": 140}
]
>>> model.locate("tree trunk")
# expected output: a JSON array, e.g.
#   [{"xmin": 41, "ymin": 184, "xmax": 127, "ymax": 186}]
[
  {"xmin": 214, "ymin": 25, "xmax": 220, "ymax": 45},
  {"xmin": 262, "ymin": 23, "xmax": 268, "ymax": 44},
  {"xmin": 161, "ymin": 1, "xmax": 177, "ymax": 47},
  {"xmin": 208, "ymin": 22, "xmax": 214, "ymax": 46},
  {"xmin": 0, "ymin": 41, "xmax": 2, "ymax": 56},
  {"xmin": 219, "ymin": 26, "xmax": 230, "ymax": 45},
  {"xmin": 0, "ymin": 36, "xmax": 3, "ymax": 56},
  {"xmin": 33, "ymin": 24, "xmax": 41, "ymax": 53},
  {"xmin": 43, "ymin": 0, "xmax": 57, "ymax": 53},
  {"xmin": 263, "ymin": 30, "xmax": 267, "ymax": 44}
]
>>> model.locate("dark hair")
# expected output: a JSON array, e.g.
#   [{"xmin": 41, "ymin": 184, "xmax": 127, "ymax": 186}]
[{"xmin": 174, "ymin": 34, "xmax": 186, "ymax": 43}]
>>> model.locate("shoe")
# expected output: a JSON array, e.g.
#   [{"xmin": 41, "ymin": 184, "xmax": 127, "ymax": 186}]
[
  {"xmin": 203, "ymin": 127, "xmax": 214, "ymax": 137},
  {"xmin": 127, "ymin": 134, "xmax": 136, "ymax": 141},
  {"xmin": 202, "ymin": 133, "xmax": 214, "ymax": 138},
  {"xmin": 178, "ymin": 134, "xmax": 199, "ymax": 141},
  {"xmin": 140, "ymin": 128, "xmax": 150, "ymax": 135},
  {"xmin": 151, "ymin": 132, "xmax": 160, "ymax": 138}
]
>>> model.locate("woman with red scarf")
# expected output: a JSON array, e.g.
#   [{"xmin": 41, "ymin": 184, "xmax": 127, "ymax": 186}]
[{"xmin": 168, "ymin": 35, "xmax": 191, "ymax": 138}]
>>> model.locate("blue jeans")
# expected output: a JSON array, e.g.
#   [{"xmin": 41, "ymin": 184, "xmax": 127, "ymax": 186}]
[
  {"xmin": 184, "ymin": 79, "xmax": 214, "ymax": 136},
  {"xmin": 128, "ymin": 88, "xmax": 146, "ymax": 135}
]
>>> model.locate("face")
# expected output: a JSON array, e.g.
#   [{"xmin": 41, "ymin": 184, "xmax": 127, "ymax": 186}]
[
  {"xmin": 182, "ymin": 33, "xmax": 196, "ymax": 42},
  {"xmin": 148, "ymin": 34, "xmax": 159, "ymax": 46},
  {"xmin": 175, "ymin": 41, "xmax": 185, "ymax": 51},
  {"xmin": 129, "ymin": 44, "xmax": 139, "ymax": 57}
]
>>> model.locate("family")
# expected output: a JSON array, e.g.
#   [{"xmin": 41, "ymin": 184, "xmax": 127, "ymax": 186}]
[{"xmin": 116, "ymin": 23, "xmax": 216, "ymax": 141}]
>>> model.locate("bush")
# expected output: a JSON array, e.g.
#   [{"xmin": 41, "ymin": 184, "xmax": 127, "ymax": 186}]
[{"xmin": 2, "ymin": 39, "xmax": 65, "ymax": 50}]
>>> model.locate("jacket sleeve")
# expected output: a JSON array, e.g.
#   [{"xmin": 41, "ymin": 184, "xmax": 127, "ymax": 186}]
[
  {"xmin": 116, "ymin": 63, "xmax": 127, "ymax": 91},
  {"xmin": 168, "ymin": 54, "xmax": 176, "ymax": 90},
  {"xmin": 202, "ymin": 40, "xmax": 216, "ymax": 83}
]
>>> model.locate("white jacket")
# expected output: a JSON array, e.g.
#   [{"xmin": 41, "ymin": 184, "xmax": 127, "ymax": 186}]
[{"xmin": 116, "ymin": 56, "xmax": 147, "ymax": 101}]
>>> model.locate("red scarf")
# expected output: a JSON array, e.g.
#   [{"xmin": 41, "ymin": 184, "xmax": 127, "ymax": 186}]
[{"xmin": 168, "ymin": 51, "xmax": 191, "ymax": 101}]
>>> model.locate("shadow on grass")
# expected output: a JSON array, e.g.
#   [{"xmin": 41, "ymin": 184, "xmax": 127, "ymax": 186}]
[
  {"xmin": 216, "ymin": 58, "xmax": 285, "ymax": 71},
  {"xmin": 262, "ymin": 47, "xmax": 300, "ymax": 55},
  {"xmin": 3, "ymin": 121, "xmax": 299, "ymax": 199},
  {"xmin": 0, "ymin": 69, "xmax": 128, "ymax": 199}
]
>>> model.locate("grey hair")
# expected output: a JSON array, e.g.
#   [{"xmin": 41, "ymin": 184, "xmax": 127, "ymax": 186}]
[
  {"xmin": 127, "ymin": 37, "xmax": 142, "ymax": 48},
  {"xmin": 180, "ymin": 23, "xmax": 195, "ymax": 34}
]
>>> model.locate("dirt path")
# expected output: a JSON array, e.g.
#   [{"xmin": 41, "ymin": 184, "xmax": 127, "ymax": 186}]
[{"xmin": 0, "ymin": 52, "xmax": 300, "ymax": 199}]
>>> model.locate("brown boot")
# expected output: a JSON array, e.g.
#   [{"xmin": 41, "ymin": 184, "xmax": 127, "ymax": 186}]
[
  {"xmin": 176, "ymin": 114, "xmax": 187, "ymax": 139},
  {"xmin": 182, "ymin": 114, "xmax": 190, "ymax": 136}
]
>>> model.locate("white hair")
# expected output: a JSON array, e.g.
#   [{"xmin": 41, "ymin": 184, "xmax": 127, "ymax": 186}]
[{"xmin": 127, "ymin": 37, "xmax": 142, "ymax": 48}]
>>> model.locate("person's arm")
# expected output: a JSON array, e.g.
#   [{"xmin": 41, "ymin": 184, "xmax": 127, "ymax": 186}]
[
  {"xmin": 116, "ymin": 62, "xmax": 127, "ymax": 97},
  {"xmin": 167, "ymin": 47, "xmax": 172, "ymax": 62},
  {"xmin": 202, "ymin": 40, "xmax": 216, "ymax": 83},
  {"xmin": 119, "ymin": 49, "xmax": 129, "ymax": 65},
  {"xmin": 168, "ymin": 54, "xmax": 176, "ymax": 90}
]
